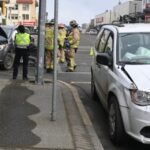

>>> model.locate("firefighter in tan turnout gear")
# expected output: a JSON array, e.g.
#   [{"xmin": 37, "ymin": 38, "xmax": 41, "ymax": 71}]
[
  {"xmin": 45, "ymin": 19, "xmax": 54, "ymax": 72},
  {"xmin": 57, "ymin": 23, "xmax": 66, "ymax": 63},
  {"xmin": 67, "ymin": 20, "xmax": 80, "ymax": 72}
]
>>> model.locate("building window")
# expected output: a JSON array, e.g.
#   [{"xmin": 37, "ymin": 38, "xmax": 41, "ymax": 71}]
[
  {"xmin": 11, "ymin": 4, "xmax": 18, "ymax": 10},
  {"xmin": 11, "ymin": 14, "xmax": 18, "ymax": 20},
  {"xmin": 22, "ymin": 4, "xmax": 29, "ymax": 11},
  {"xmin": 22, "ymin": 14, "xmax": 29, "ymax": 20}
]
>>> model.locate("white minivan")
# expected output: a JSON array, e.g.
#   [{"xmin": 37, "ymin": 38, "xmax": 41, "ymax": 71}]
[{"xmin": 91, "ymin": 23, "xmax": 150, "ymax": 144}]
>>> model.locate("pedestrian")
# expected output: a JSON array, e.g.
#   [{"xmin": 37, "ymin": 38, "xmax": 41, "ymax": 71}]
[
  {"xmin": 45, "ymin": 19, "xmax": 54, "ymax": 73},
  {"xmin": 13, "ymin": 25, "xmax": 31, "ymax": 80},
  {"xmin": 66, "ymin": 20, "xmax": 80, "ymax": 72},
  {"xmin": 57, "ymin": 23, "xmax": 66, "ymax": 63}
]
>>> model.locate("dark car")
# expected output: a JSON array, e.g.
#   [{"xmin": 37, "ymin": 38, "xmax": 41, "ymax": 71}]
[{"xmin": 0, "ymin": 25, "xmax": 37, "ymax": 70}]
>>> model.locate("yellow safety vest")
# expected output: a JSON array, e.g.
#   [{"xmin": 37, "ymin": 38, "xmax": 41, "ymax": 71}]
[
  {"xmin": 15, "ymin": 33, "xmax": 30, "ymax": 48},
  {"xmin": 45, "ymin": 27, "xmax": 54, "ymax": 50}
]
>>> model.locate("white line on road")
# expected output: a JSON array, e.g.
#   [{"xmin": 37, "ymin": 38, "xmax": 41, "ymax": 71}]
[{"xmin": 70, "ymin": 81, "xmax": 91, "ymax": 84}]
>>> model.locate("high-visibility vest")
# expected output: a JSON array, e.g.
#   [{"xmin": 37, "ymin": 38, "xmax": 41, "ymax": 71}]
[
  {"xmin": 45, "ymin": 27, "xmax": 54, "ymax": 50},
  {"xmin": 15, "ymin": 33, "xmax": 30, "ymax": 48},
  {"xmin": 68, "ymin": 28, "xmax": 80, "ymax": 49}
]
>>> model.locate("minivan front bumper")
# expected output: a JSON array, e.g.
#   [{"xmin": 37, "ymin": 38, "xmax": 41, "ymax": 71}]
[{"xmin": 121, "ymin": 103, "xmax": 150, "ymax": 144}]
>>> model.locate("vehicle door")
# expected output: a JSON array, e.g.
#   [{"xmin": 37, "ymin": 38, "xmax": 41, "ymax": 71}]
[{"xmin": 95, "ymin": 29, "xmax": 113, "ymax": 107}]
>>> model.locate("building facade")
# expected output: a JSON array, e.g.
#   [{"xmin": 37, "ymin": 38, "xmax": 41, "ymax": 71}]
[{"xmin": 6, "ymin": 0, "xmax": 38, "ymax": 28}]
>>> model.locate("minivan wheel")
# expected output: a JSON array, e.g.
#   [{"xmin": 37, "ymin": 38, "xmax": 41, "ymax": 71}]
[
  {"xmin": 91, "ymin": 73, "xmax": 99, "ymax": 101},
  {"xmin": 3, "ymin": 53, "xmax": 14, "ymax": 70},
  {"xmin": 108, "ymin": 96, "xmax": 126, "ymax": 144}
]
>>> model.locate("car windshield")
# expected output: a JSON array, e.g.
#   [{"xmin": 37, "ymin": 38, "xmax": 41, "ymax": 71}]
[
  {"xmin": 118, "ymin": 33, "xmax": 150, "ymax": 64},
  {"xmin": 0, "ymin": 27, "xmax": 12, "ymax": 40}
]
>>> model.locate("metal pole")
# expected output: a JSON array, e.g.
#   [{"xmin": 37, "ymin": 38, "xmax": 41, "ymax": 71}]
[
  {"xmin": 51, "ymin": 0, "xmax": 58, "ymax": 121},
  {"xmin": 36, "ymin": 0, "xmax": 46, "ymax": 84}
]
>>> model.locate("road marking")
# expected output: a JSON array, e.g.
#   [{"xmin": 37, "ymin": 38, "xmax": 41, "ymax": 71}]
[
  {"xmin": 70, "ymin": 81, "xmax": 91, "ymax": 84},
  {"xmin": 58, "ymin": 72, "xmax": 91, "ymax": 74}
]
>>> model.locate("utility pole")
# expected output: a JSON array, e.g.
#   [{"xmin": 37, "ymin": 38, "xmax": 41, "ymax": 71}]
[
  {"xmin": 51, "ymin": 0, "xmax": 59, "ymax": 121},
  {"xmin": 36, "ymin": 0, "xmax": 46, "ymax": 84}
]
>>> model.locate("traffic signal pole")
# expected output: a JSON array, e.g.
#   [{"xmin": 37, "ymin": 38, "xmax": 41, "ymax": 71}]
[
  {"xmin": 51, "ymin": 0, "xmax": 59, "ymax": 121},
  {"xmin": 36, "ymin": 0, "xmax": 46, "ymax": 84}
]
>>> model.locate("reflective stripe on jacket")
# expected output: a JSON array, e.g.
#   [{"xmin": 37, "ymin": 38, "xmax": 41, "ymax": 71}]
[{"xmin": 15, "ymin": 33, "xmax": 30, "ymax": 48}]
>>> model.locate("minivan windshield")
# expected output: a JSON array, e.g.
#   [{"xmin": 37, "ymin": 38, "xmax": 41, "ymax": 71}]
[
  {"xmin": 118, "ymin": 33, "xmax": 150, "ymax": 64},
  {"xmin": 0, "ymin": 27, "xmax": 12, "ymax": 41}
]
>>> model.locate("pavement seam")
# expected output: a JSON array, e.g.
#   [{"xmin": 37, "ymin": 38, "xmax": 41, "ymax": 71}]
[{"xmin": 58, "ymin": 81, "xmax": 104, "ymax": 150}]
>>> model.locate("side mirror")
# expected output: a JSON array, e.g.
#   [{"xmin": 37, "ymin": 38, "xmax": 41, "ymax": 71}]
[
  {"xmin": 31, "ymin": 37, "xmax": 35, "ymax": 43},
  {"xmin": 96, "ymin": 53, "xmax": 112, "ymax": 66}
]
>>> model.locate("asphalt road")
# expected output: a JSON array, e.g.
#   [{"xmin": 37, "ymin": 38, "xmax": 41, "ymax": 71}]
[{"xmin": 1, "ymin": 33, "xmax": 150, "ymax": 149}]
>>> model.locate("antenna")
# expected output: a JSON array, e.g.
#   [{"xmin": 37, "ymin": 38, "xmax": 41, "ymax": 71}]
[{"xmin": 118, "ymin": 0, "xmax": 121, "ymax": 5}]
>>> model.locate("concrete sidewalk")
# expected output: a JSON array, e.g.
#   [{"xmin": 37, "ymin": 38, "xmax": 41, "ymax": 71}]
[{"xmin": 0, "ymin": 79, "xmax": 104, "ymax": 150}]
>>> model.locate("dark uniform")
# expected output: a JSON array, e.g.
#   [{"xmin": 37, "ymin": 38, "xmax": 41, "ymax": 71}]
[{"xmin": 13, "ymin": 25, "xmax": 31, "ymax": 80}]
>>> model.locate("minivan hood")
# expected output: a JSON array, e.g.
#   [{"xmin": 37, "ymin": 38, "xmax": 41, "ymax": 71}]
[
  {"xmin": 0, "ymin": 27, "xmax": 7, "ymax": 39},
  {"xmin": 124, "ymin": 65, "xmax": 150, "ymax": 91}
]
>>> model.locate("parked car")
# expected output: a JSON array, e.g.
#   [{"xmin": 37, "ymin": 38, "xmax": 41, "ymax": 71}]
[
  {"xmin": 0, "ymin": 25, "xmax": 37, "ymax": 70},
  {"xmin": 91, "ymin": 23, "xmax": 150, "ymax": 144},
  {"xmin": 0, "ymin": 25, "xmax": 16, "ymax": 70},
  {"xmin": 88, "ymin": 29, "xmax": 97, "ymax": 35}
]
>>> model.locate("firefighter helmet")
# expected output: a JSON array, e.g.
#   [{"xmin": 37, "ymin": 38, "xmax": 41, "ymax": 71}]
[
  {"xmin": 69, "ymin": 20, "xmax": 78, "ymax": 27},
  {"xmin": 58, "ymin": 23, "xmax": 65, "ymax": 28},
  {"xmin": 49, "ymin": 19, "xmax": 54, "ymax": 25}
]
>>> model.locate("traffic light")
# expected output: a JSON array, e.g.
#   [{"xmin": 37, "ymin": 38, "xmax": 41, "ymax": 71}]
[{"xmin": 0, "ymin": 0, "xmax": 10, "ymax": 16}]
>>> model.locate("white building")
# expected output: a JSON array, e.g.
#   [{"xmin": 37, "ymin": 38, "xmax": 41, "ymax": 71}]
[{"xmin": 6, "ymin": 0, "xmax": 38, "ymax": 28}]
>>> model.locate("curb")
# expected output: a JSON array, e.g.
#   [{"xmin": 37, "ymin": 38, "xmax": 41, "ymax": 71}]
[{"xmin": 59, "ymin": 80, "xmax": 104, "ymax": 150}]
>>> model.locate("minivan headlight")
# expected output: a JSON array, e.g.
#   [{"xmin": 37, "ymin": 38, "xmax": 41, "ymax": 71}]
[
  {"xmin": 130, "ymin": 90, "xmax": 150, "ymax": 106},
  {"xmin": 0, "ymin": 45, "xmax": 5, "ymax": 51}
]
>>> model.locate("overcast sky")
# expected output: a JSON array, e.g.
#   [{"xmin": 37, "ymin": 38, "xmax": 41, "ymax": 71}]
[{"xmin": 46, "ymin": 0, "xmax": 128, "ymax": 26}]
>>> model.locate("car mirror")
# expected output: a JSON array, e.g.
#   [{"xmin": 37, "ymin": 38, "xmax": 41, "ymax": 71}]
[
  {"xmin": 31, "ymin": 37, "xmax": 35, "ymax": 43},
  {"xmin": 96, "ymin": 53, "xmax": 112, "ymax": 66}
]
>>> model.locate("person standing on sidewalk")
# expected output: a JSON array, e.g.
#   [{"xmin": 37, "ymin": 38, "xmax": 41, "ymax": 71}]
[
  {"xmin": 45, "ymin": 19, "xmax": 54, "ymax": 73},
  {"xmin": 57, "ymin": 23, "xmax": 66, "ymax": 63},
  {"xmin": 66, "ymin": 20, "xmax": 80, "ymax": 72},
  {"xmin": 13, "ymin": 25, "xmax": 31, "ymax": 80}
]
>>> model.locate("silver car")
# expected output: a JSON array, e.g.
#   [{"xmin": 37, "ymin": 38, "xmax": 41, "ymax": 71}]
[
  {"xmin": 0, "ymin": 25, "xmax": 16, "ymax": 70},
  {"xmin": 91, "ymin": 23, "xmax": 150, "ymax": 144}
]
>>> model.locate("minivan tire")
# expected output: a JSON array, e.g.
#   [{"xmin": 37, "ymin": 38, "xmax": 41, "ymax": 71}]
[
  {"xmin": 108, "ymin": 95, "xmax": 126, "ymax": 145},
  {"xmin": 3, "ymin": 53, "xmax": 14, "ymax": 70}
]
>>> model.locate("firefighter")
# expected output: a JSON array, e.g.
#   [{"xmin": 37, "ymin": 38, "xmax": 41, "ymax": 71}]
[
  {"xmin": 66, "ymin": 20, "xmax": 80, "ymax": 72},
  {"xmin": 45, "ymin": 19, "xmax": 54, "ymax": 72},
  {"xmin": 13, "ymin": 25, "xmax": 31, "ymax": 80},
  {"xmin": 57, "ymin": 23, "xmax": 66, "ymax": 63}
]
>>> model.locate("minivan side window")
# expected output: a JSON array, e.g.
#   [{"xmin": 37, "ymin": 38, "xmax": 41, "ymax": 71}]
[
  {"xmin": 95, "ymin": 28, "xmax": 104, "ymax": 50},
  {"xmin": 97, "ymin": 30, "xmax": 110, "ymax": 53},
  {"xmin": 104, "ymin": 33, "xmax": 113, "ymax": 53}
]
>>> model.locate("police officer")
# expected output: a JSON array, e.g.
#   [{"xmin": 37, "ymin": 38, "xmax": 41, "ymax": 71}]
[
  {"xmin": 67, "ymin": 20, "xmax": 80, "ymax": 72},
  {"xmin": 13, "ymin": 25, "xmax": 31, "ymax": 80},
  {"xmin": 45, "ymin": 19, "xmax": 54, "ymax": 72}
]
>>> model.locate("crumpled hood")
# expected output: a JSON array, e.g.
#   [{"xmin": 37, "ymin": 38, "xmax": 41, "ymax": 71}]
[
  {"xmin": 0, "ymin": 26, "xmax": 7, "ymax": 39},
  {"xmin": 124, "ymin": 65, "xmax": 150, "ymax": 91}
]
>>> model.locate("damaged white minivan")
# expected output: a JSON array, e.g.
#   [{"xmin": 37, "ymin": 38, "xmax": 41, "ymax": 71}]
[{"xmin": 91, "ymin": 23, "xmax": 150, "ymax": 144}]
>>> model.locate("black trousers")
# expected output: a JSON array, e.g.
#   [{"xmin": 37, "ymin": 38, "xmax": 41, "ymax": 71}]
[{"xmin": 13, "ymin": 48, "xmax": 29, "ymax": 79}]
